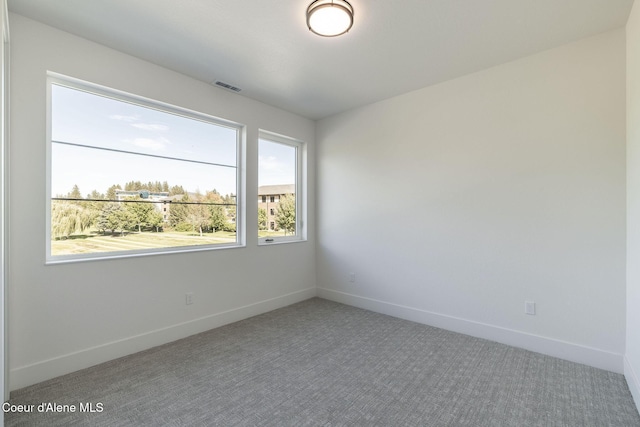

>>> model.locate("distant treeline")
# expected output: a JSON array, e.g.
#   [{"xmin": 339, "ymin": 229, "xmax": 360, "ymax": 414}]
[{"xmin": 52, "ymin": 181, "xmax": 236, "ymax": 239}]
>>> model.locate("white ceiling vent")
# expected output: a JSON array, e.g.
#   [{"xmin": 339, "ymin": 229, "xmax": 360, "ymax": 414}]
[{"xmin": 214, "ymin": 81, "xmax": 241, "ymax": 92}]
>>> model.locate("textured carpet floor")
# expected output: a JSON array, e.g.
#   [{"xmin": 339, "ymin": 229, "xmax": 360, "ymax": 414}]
[{"xmin": 5, "ymin": 298, "xmax": 640, "ymax": 426}]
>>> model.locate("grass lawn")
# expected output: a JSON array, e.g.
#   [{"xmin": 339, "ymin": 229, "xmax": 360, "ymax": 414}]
[
  {"xmin": 257, "ymin": 230, "xmax": 292, "ymax": 238},
  {"xmin": 51, "ymin": 230, "xmax": 237, "ymax": 256}
]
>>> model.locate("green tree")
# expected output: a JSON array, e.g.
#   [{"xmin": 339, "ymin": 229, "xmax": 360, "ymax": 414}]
[
  {"xmin": 67, "ymin": 184, "xmax": 82, "ymax": 200},
  {"xmin": 87, "ymin": 190, "xmax": 105, "ymax": 200},
  {"xmin": 51, "ymin": 201, "xmax": 93, "ymax": 239},
  {"xmin": 209, "ymin": 206, "xmax": 227, "ymax": 232},
  {"xmin": 125, "ymin": 197, "xmax": 155, "ymax": 232},
  {"xmin": 147, "ymin": 181, "xmax": 161, "ymax": 192},
  {"xmin": 97, "ymin": 203, "xmax": 136, "ymax": 236},
  {"xmin": 106, "ymin": 184, "xmax": 122, "ymax": 201},
  {"xmin": 125, "ymin": 180, "xmax": 143, "ymax": 191},
  {"xmin": 205, "ymin": 191, "xmax": 226, "ymax": 232},
  {"xmin": 85, "ymin": 190, "xmax": 106, "ymax": 224},
  {"xmin": 258, "ymin": 208, "xmax": 268, "ymax": 230},
  {"xmin": 185, "ymin": 192, "xmax": 210, "ymax": 236},
  {"xmin": 275, "ymin": 194, "xmax": 296, "ymax": 235},
  {"xmin": 147, "ymin": 210, "xmax": 164, "ymax": 232},
  {"xmin": 169, "ymin": 185, "xmax": 185, "ymax": 196},
  {"xmin": 224, "ymin": 194, "xmax": 236, "ymax": 224},
  {"xmin": 168, "ymin": 193, "xmax": 190, "ymax": 227}
]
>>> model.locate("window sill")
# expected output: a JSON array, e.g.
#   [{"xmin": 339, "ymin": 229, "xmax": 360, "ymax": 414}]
[
  {"xmin": 258, "ymin": 237, "xmax": 307, "ymax": 247},
  {"xmin": 46, "ymin": 242, "xmax": 245, "ymax": 265}
]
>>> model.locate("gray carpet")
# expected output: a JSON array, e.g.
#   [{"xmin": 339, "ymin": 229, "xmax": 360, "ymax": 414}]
[{"xmin": 5, "ymin": 298, "xmax": 640, "ymax": 426}]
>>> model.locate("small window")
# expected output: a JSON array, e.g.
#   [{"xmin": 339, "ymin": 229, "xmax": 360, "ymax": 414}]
[
  {"xmin": 261, "ymin": 196, "xmax": 266, "ymax": 203},
  {"xmin": 47, "ymin": 74, "xmax": 244, "ymax": 263},
  {"xmin": 258, "ymin": 131, "xmax": 306, "ymax": 244}
]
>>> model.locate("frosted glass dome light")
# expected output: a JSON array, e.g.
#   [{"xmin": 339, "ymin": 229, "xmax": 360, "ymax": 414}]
[{"xmin": 306, "ymin": 0, "xmax": 354, "ymax": 37}]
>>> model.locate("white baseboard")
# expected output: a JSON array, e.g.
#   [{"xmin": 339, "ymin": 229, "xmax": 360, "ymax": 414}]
[
  {"xmin": 317, "ymin": 287, "xmax": 623, "ymax": 373},
  {"xmin": 10, "ymin": 287, "xmax": 317, "ymax": 391},
  {"xmin": 625, "ymin": 355, "xmax": 640, "ymax": 412}
]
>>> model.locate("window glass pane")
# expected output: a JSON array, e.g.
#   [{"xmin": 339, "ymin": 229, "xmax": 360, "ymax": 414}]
[
  {"xmin": 51, "ymin": 143, "xmax": 236, "ymax": 199},
  {"xmin": 49, "ymin": 79, "xmax": 240, "ymax": 261},
  {"xmin": 258, "ymin": 138, "xmax": 297, "ymax": 239},
  {"xmin": 51, "ymin": 85, "xmax": 237, "ymax": 166}
]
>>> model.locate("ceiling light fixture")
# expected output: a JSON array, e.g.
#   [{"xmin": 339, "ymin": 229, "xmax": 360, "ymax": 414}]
[{"xmin": 306, "ymin": 0, "xmax": 354, "ymax": 37}]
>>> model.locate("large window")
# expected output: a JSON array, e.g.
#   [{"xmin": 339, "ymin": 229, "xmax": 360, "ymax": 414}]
[
  {"xmin": 258, "ymin": 131, "xmax": 305, "ymax": 244},
  {"xmin": 47, "ymin": 74, "xmax": 243, "ymax": 263}
]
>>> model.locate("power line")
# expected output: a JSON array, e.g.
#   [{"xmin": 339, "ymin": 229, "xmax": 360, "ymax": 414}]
[{"xmin": 52, "ymin": 197, "xmax": 235, "ymax": 207}]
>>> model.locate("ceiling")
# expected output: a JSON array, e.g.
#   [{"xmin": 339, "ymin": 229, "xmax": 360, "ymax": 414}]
[{"xmin": 8, "ymin": 0, "xmax": 635, "ymax": 120}]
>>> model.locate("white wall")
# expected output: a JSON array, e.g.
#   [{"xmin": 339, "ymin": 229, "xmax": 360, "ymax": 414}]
[
  {"xmin": 626, "ymin": 0, "xmax": 640, "ymax": 409},
  {"xmin": 8, "ymin": 13, "xmax": 316, "ymax": 390},
  {"xmin": 317, "ymin": 29, "xmax": 626, "ymax": 372}
]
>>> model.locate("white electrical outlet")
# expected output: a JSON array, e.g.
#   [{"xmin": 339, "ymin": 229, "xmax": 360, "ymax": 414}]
[
  {"xmin": 525, "ymin": 301, "xmax": 535, "ymax": 315},
  {"xmin": 348, "ymin": 272, "xmax": 356, "ymax": 283},
  {"xmin": 186, "ymin": 292, "xmax": 194, "ymax": 305}
]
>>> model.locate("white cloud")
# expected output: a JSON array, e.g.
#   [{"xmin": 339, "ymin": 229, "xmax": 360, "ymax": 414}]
[{"xmin": 131, "ymin": 123, "xmax": 169, "ymax": 132}]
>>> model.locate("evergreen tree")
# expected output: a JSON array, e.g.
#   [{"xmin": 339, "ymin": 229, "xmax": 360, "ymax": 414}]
[
  {"xmin": 87, "ymin": 190, "xmax": 104, "ymax": 200},
  {"xmin": 85, "ymin": 190, "xmax": 106, "ymax": 223},
  {"xmin": 125, "ymin": 180, "xmax": 144, "ymax": 191},
  {"xmin": 209, "ymin": 206, "xmax": 227, "ymax": 232},
  {"xmin": 125, "ymin": 197, "xmax": 155, "ymax": 232},
  {"xmin": 169, "ymin": 185, "xmax": 185, "ymax": 195},
  {"xmin": 106, "ymin": 184, "xmax": 122, "ymax": 201},
  {"xmin": 97, "ymin": 203, "xmax": 136, "ymax": 236},
  {"xmin": 204, "ymin": 191, "xmax": 226, "ymax": 232},
  {"xmin": 67, "ymin": 184, "xmax": 82, "ymax": 200}
]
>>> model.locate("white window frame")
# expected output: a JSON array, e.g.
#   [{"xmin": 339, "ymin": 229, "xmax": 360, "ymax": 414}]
[
  {"xmin": 46, "ymin": 73, "xmax": 245, "ymax": 264},
  {"xmin": 258, "ymin": 130, "xmax": 306, "ymax": 245}
]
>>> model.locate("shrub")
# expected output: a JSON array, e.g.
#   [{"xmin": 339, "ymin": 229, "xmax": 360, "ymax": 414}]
[{"xmin": 174, "ymin": 222, "xmax": 194, "ymax": 232}]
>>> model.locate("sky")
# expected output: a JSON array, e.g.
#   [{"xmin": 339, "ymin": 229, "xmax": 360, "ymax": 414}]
[
  {"xmin": 51, "ymin": 84, "xmax": 296, "ymax": 199},
  {"xmin": 258, "ymin": 139, "xmax": 296, "ymax": 188}
]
